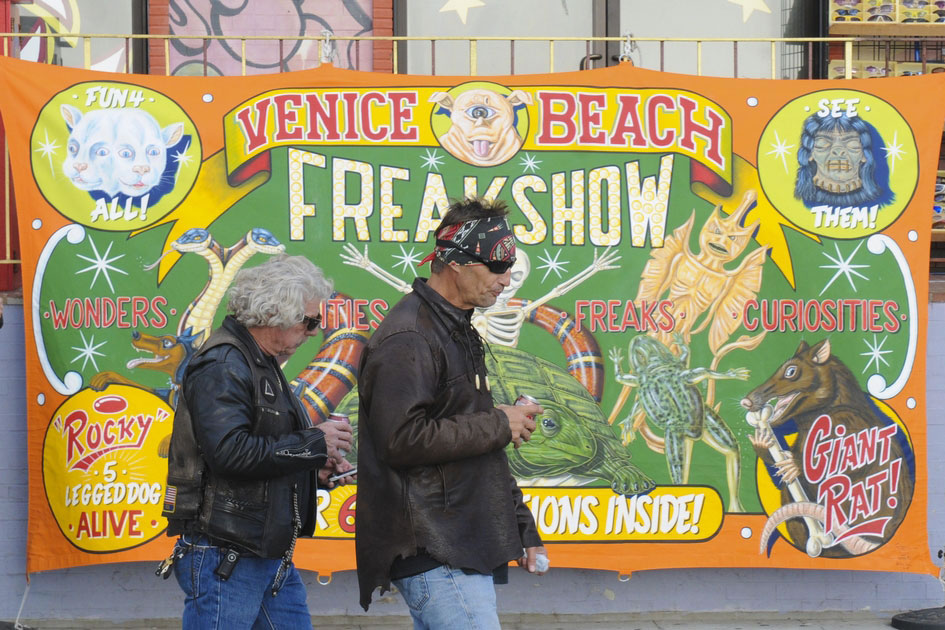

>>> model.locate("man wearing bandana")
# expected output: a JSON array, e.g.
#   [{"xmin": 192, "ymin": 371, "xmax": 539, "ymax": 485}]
[{"xmin": 355, "ymin": 197, "xmax": 547, "ymax": 627}]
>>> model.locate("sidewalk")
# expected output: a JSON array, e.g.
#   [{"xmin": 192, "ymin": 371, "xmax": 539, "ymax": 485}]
[{"xmin": 7, "ymin": 611, "xmax": 910, "ymax": 629}]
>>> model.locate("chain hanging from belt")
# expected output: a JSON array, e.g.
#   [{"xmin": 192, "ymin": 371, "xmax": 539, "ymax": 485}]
[{"xmin": 272, "ymin": 485, "xmax": 301, "ymax": 597}]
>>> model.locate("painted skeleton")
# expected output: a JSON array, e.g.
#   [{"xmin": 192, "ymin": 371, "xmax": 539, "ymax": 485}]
[
  {"xmin": 340, "ymin": 243, "xmax": 619, "ymax": 347},
  {"xmin": 340, "ymin": 243, "xmax": 618, "ymax": 401}
]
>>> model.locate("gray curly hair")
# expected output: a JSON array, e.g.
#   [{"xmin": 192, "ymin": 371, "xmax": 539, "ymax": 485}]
[{"xmin": 227, "ymin": 254, "xmax": 333, "ymax": 329}]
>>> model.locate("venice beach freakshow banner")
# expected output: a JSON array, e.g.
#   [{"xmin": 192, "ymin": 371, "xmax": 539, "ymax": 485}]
[{"xmin": 0, "ymin": 55, "xmax": 940, "ymax": 579}]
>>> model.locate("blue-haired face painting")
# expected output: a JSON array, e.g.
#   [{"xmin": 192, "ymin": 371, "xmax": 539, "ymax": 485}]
[{"xmin": 794, "ymin": 113, "xmax": 893, "ymax": 209}]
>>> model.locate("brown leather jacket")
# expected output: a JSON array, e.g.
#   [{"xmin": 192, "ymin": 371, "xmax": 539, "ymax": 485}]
[{"xmin": 355, "ymin": 278, "xmax": 541, "ymax": 610}]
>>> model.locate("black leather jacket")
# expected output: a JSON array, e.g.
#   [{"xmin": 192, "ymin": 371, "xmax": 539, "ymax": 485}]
[
  {"xmin": 355, "ymin": 278, "xmax": 542, "ymax": 610},
  {"xmin": 162, "ymin": 316, "xmax": 328, "ymax": 558}
]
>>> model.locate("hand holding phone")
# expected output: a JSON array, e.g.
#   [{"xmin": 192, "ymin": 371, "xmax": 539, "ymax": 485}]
[{"xmin": 328, "ymin": 467, "xmax": 357, "ymax": 483}]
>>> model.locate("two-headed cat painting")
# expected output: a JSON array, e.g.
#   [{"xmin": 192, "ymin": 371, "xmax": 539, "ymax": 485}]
[{"xmin": 60, "ymin": 105, "xmax": 186, "ymax": 203}]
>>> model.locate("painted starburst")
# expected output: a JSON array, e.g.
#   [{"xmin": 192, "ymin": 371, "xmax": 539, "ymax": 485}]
[
  {"xmin": 882, "ymin": 129, "xmax": 904, "ymax": 175},
  {"xmin": 392, "ymin": 244, "xmax": 422, "ymax": 276},
  {"xmin": 519, "ymin": 152, "xmax": 542, "ymax": 174},
  {"xmin": 34, "ymin": 129, "xmax": 61, "ymax": 176},
  {"xmin": 536, "ymin": 248, "xmax": 569, "ymax": 282},
  {"xmin": 819, "ymin": 240, "xmax": 869, "ymax": 295},
  {"xmin": 70, "ymin": 330, "xmax": 107, "ymax": 372},
  {"xmin": 766, "ymin": 130, "xmax": 795, "ymax": 173},
  {"xmin": 172, "ymin": 147, "xmax": 194, "ymax": 167},
  {"xmin": 76, "ymin": 236, "xmax": 128, "ymax": 293},
  {"xmin": 420, "ymin": 149, "xmax": 444, "ymax": 172},
  {"xmin": 860, "ymin": 334, "xmax": 892, "ymax": 374}
]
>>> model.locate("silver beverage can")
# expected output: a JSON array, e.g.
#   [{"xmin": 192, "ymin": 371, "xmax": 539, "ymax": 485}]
[
  {"xmin": 515, "ymin": 394, "xmax": 539, "ymax": 407},
  {"xmin": 328, "ymin": 413, "xmax": 350, "ymax": 458}
]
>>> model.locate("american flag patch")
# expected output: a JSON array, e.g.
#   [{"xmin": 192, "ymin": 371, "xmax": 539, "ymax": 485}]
[{"xmin": 163, "ymin": 485, "xmax": 177, "ymax": 513}]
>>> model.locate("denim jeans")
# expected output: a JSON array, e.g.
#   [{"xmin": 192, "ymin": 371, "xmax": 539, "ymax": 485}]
[
  {"xmin": 393, "ymin": 565, "xmax": 501, "ymax": 630},
  {"xmin": 173, "ymin": 535, "xmax": 312, "ymax": 630}
]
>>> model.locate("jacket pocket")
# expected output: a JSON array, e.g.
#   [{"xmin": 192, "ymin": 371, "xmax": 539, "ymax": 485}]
[{"xmin": 258, "ymin": 405, "xmax": 289, "ymax": 435}]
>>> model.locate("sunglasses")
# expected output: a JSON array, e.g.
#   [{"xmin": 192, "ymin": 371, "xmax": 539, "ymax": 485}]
[
  {"xmin": 301, "ymin": 313, "xmax": 322, "ymax": 331},
  {"xmin": 835, "ymin": 8, "xmax": 859, "ymax": 14},
  {"xmin": 467, "ymin": 253, "xmax": 516, "ymax": 274},
  {"xmin": 436, "ymin": 238, "xmax": 516, "ymax": 274},
  {"xmin": 902, "ymin": 0, "xmax": 928, "ymax": 6}
]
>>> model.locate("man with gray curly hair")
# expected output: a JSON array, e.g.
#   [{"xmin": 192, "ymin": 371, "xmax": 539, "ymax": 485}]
[{"xmin": 162, "ymin": 253, "xmax": 353, "ymax": 630}]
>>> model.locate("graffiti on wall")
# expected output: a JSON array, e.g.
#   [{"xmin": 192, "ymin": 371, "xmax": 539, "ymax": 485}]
[{"xmin": 168, "ymin": 0, "xmax": 374, "ymax": 76}]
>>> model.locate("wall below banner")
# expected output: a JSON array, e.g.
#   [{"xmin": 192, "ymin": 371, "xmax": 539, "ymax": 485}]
[{"xmin": 0, "ymin": 301, "xmax": 943, "ymax": 623}]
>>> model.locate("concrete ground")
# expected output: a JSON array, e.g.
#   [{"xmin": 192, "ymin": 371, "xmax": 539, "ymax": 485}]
[{"xmin": 5, "ymin": 611, "xmax": 918, "ymax": 629}]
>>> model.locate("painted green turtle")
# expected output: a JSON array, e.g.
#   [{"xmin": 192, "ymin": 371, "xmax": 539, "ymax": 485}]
[
  {"xmin": 485, "ymin": 343, "xmax": 653, "ymax": 496},
  {"xmin": 610, "ymin": 333, "xmax": 747, "ymax": 511},
  {"xmin": 327, "ymin": 344, "xmax": 654, "ymax": 496}
]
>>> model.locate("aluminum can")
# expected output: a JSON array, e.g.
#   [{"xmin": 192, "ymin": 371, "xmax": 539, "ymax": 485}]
[
  {"xmin": 327, "ymin": 413, "xmax": 350, "ymax": 458},
  {"xmin": 514, "ymin": 394, "xmax": 539, "ymax": 407}
]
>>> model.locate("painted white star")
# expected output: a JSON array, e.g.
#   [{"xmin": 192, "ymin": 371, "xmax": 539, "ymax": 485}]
[
  {"xmin": 882, "ymin": 129, "xmax": 904, "ymax": 175},
  {"xmin": 860, "ymin": 334, "xmax": 892, "ymax": 374},
  {"xmin": 420, "ymin": 149, "xmax": 444, "ymax": 172},
  {"xmin": 440, "ymin": 0, "xmax": 485, "ymax": 24},
  {"xmin": 70, "ymin": 330, "xmax": 107, "ymax": 372},
  {"xmin": 76, "ymin": 236, "xmax": 128, "ymax": 293},
  {"xmin": 536, "ymin": 248, "xmax": 569, "ymax": 282},
  {"xmin": 728, "ymin": 0, "xmax": 771, "ymax": 21},
  {"xmin": 391, "ymin": 244, "xmax": 422, "ymax": 276},
  {"xmin": 172, "ymin": 148, "xmax": 193, "ymax": 167},
  {"xmin": 819, "ymin": 240, "xmax": 869, "ymax": 295},
  {"xmin": 766, "ymin": 130, "xmax": 795, "ymax": 173},
  {"xmin": 519, "ymin": 152, "xmax": 542, "ymax": 174},
  {"xmin": 34, "ymin": 129, "xmax": 61, "ymax": 176}
]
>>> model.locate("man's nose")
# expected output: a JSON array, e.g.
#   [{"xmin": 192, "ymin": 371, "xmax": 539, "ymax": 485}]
[{"xmin": 497, "ymin": 269, "xmax": 511, "ymax": 286}]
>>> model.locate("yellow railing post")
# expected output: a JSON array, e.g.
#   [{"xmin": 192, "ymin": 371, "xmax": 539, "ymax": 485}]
[
  {"xmin": 771, "ymin": 41, "xmax": 777, "ymax": 79},
  {"xmin": 845, "ymin": 40, "xmax": 853, "ymax": 79},
  {"xmin": 470, "ymin": 39, "xmax": 477, "ymax": 76}
]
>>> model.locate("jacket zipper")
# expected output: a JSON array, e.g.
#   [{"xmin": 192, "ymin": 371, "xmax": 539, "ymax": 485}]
[{"xmin": 437, "ymin": 464, "xmax": 449, "ymax": 510}]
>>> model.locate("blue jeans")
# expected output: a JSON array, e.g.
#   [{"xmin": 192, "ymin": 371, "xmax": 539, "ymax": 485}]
[
  {"xmin": 173, "ymin": 535, "xmax": 312, "ymax": 630},
  {"xmin": 393, "ymin": 565, "xmax": 501, "ymax": 630}
]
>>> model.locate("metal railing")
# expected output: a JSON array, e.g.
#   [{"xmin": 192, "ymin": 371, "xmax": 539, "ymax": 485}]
[{"xmin": 0, "ymin": 31, "xmax": 935, "ymax": 285}]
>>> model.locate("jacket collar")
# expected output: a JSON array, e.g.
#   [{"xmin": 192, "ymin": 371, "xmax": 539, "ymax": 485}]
[
  {"xmin": 411, "ymin": 277, "xmax": 471, "ymax": 330},
  {"xmin": 221, "ymin": 315, "xmax": 272, "ymax": 368}
]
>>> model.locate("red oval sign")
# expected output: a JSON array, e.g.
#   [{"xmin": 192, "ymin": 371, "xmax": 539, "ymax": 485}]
[{"xmin": 93, "ymin": 395, "xmax": 127, "ymax": 414}]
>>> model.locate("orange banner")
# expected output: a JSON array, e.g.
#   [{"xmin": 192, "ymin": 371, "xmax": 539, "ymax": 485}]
[{"xmin": 0, "ymin": 56, "xmax": 938, "ymax": 580}]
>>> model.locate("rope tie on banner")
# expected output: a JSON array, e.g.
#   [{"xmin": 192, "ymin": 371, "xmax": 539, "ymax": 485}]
[
  {"xmin": 15, "ymin": 579, "xmax": 31, "ymax": 629},
  {"xmin": 619, "ymin": 33, "xmax": 637, "ymax": 64},
  {"xmin": 320, "ymin": 29, "xmax": 336, "ymax": 65}
]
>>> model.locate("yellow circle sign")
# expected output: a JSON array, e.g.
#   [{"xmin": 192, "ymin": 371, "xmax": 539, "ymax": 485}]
[
  {"xmin": 757, "ymin": 90, "xmax": 916, "ymax": 239},
  {"xmin": 31, "ymin": 81, "xmax": 201, "ymax": 231},
  {"xmin": 43, "ymin": 385, "xmax": 173, "ymax": 552},
  {"xmin": 429, "ymin": 81, "xmax": 532, "ymax": 167}
]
